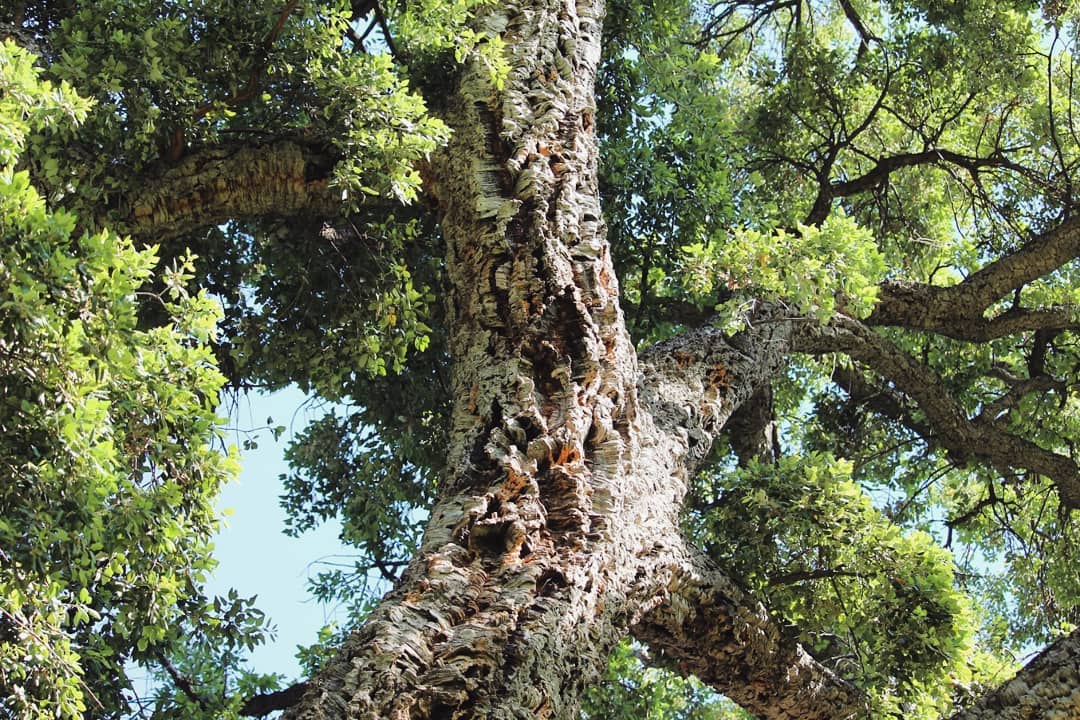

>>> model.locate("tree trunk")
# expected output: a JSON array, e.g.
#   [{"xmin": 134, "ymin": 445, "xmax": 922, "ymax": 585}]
[
  {"xmin": 280, "ymin": 1, "xmax": 860, "ymax": 718},
  {"xmin": 277, "ymin": 1, "xmax": 1080, "ymax": 719}
]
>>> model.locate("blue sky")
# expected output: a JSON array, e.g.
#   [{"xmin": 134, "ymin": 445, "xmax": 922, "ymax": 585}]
[{"xmin": 208, "ymin": 387, "xmax": 349, "ymax": 681}]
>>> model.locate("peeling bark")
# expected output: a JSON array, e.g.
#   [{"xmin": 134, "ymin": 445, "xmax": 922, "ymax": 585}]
[
  {"xmin": 283, "ymin": 2, "xmax": 654, "ymax": 717},
  {"xmin": 108, "ymin": 140, "xmax": 341, "ymax": 241},
  {"xmin": 279, "ymin": 3, "xmax": 864, "ymax": 718},
  {"xmin": 632, "ymin": 542, "xmax": 868, "ymax": 720},
  {"xmin": 949, "ymin": 628, "xmax": 1080, "ymax": 720}
]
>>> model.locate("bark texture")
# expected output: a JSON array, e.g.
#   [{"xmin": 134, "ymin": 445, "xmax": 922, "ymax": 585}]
[
  {"xmin": 949, "ymin": 629, "xmax": 1080, "ymax": 720},
  {"xmin": 267, "ymin": 0, "xmax": 1080, "ymax": 718},
  {"xmin": 109, "ymin": 140, "xmax": 341, "ymax": 241},
  {"xmin": 280, "ymin": 2, "xmax": 863, "ymax": 718}
]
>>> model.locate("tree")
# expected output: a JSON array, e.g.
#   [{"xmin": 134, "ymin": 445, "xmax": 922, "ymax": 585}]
[{"xmin": 4, "ymin": 0, "xmax": 1080, "ymax": 718}]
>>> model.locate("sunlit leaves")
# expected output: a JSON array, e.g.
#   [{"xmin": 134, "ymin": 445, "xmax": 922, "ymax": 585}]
[
  {"xmin": 682, "ymin": 213, "xmax": 886, "ymax": 328},
  {"xmin": 0, "ymin": 41, "xmax": 237, "ymax": 718},
  {"xmin": 692, "ymin": 453, "xmax": 1000, "ymax": 717},
  {"xmin": 582, "ymin": 641, "xmax": 748, "ymax": 720}
]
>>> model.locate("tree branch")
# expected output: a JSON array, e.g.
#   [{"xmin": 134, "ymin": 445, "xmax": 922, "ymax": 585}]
[
  {"xmin": 835, "ymin": 0, "xmax": 878, "ymax": 55},
  {"xmin": 869, "ymin": 216, "xmax": 1080, "ymax": 336},
  {"xmin": 796, "ymin": 316, "xmax": 1080, "ymax": 508},
  {"xmin": 872, "ymin": 297, "xmax": 1080, "ymax": 341},
  {"xmin": 948, "ymin": 628, "xmax": 1080, "ymax": 720},
  {"xmin": 638, "ymin": 305, "xmax": 812, "ymax": 476},
  {"xmin": 239, "ymin": 682, "xmax": 310, "ymax": 717},
  {"xmin": 191, "ymin": 0, "xmax": 301, "ymax": 122},
  {"xmin": 725, "ymin": 383, "xmax": 779, "ymax": 466},
  {"xmin": 152, "ymin": 649, "xmax": 211, "ymax": 711},
  {"xmin": 633, "ymin": 540, "xmax": 868, "ymax": 720},
  {"xmin": 830, "ymin": 362, "xmax": 934, "ymax": 440},
  {"xmin": 108, "ymin": 139, "xmax": 342, "ymax": 242},
  {"xmin": 829, "ymin": 148, "xmax": 1021, "ymax": 200},
  {"xmin": 639, "ymin": 306, "xmax": 1080, "ymax": 508}
]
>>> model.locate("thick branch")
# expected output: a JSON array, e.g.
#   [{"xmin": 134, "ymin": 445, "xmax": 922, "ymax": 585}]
[
  {"xmin": 638, "ymin": 306, "xmax": 815, "ymax": 476},
  {"xmin": 949, "ymin": 628, "xmax": 1080, "ymax": 720},
  {"xmin": 108, "ymin": 140, "xmax": 342, "ymax": 242},
  {"xmin": 869, "ymin": 216, "xmax": 1080, "ymax": 337},
  {"xmin": 873, "ymin": 298, "xmax": 1079, "ymax": 341},
  {"xmin": 639, "ymin": 306, "xmax": 1080, "ymax": 507},
  {"xmin": 633, "ymin": 541, "xmax": 867, "ymax": 720},
  {"xmin": 797, "ymin": 316, "xmax": 1080, "ymax": 508},
  {"xmin": 830, "ymin": 149, "xmax": 1017, "ymax": 200},
  {"xmin": 725, "ymin": 384, "xmax": 778, "ymax": 466}
]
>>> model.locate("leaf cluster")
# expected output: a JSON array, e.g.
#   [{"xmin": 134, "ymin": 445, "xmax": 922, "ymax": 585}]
[
  {"xmin": 690, "ymin": 452, "xmax": 1004, "ymax": 717},
  {"xmin": 0, "ymin": 40, "xmax": 239, "ymax": 718}
]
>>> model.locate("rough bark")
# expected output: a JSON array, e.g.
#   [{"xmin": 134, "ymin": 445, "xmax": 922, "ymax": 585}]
[
  {"xmin": 279, "ymin": 2, "xmax": 863, "ymax": 718},
  {"xmin": 632, "ymin": 542, "xmax": 867, "ymax": 719},
  {"xmin": 868, "ymin": 216, "xmax": 1080, "ymax": 340},
  {"xmin": 282, "ymin": 2, "xmax": 650, "ymax": 717},
  {"xmin": 107, "ymin": 139, "xmax": 342, "ymax": 241},
  {"xmin": 949, "ymin": 628, "xmax": 1080, "ymax": 720}
]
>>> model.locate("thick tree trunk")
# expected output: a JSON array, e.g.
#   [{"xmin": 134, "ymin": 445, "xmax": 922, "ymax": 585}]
[
  {"xmin": 280, "ymin": 1, "xmax": 861, "ymax": 719},
  {"xmin": 18, "ymin": 0, "xmax": 1076, "ymax": 711}
]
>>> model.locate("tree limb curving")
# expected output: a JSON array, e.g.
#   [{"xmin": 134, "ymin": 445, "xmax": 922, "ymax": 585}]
[
  {"xmin": 109, "ymin": 139, "xmax": 342, "ymax": 242},
  {"xmin": 796, "ymin": 316, "xmax": 1080, "ymax": 508},
  {"xmin": 869, "ymin": 216, "xmax": 1080, "ymax": 339},
  {"xmin": 633, "ymin": 540, "xmax": 868, "ymax": 720}
]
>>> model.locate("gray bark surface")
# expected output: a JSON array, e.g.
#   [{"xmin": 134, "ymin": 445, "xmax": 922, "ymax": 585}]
[
  {"xmin": 949, "ymin": 629, "xmax": 1080, "ymax": 720},
  {"xmin": 280, "ymin": 1, "xmax": 863, "ymax": 718}
]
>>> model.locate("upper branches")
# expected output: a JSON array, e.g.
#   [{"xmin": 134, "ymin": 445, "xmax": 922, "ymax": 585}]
[
  {"xmin": 638, "ymin": 301, "xmax": 1080, "ymax": 510},
  {"xmin": 795, "ymin": 316, "xmax": 1080, "ymax": 509},
  {"xmin": 868, "ymin": 216, "xmax": 1080, "ymax": 340}
]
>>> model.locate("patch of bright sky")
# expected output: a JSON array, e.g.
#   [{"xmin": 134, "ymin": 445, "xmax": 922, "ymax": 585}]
[{"xmin": 208, "ymin": 386, "xmax": 350, "ymax": 681}]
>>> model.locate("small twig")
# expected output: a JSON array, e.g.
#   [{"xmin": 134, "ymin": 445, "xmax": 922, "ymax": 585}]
[
  {"xmin": 766, "ymin": 566, "xmax": 868, "ymax": 587},
  {"xmin": 191, "ymin": 0, "xmax": 300, "ymax": 122},
  {"xmin": 153, "ymin": 649, "xmax": 212, "ymax": 711}
]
